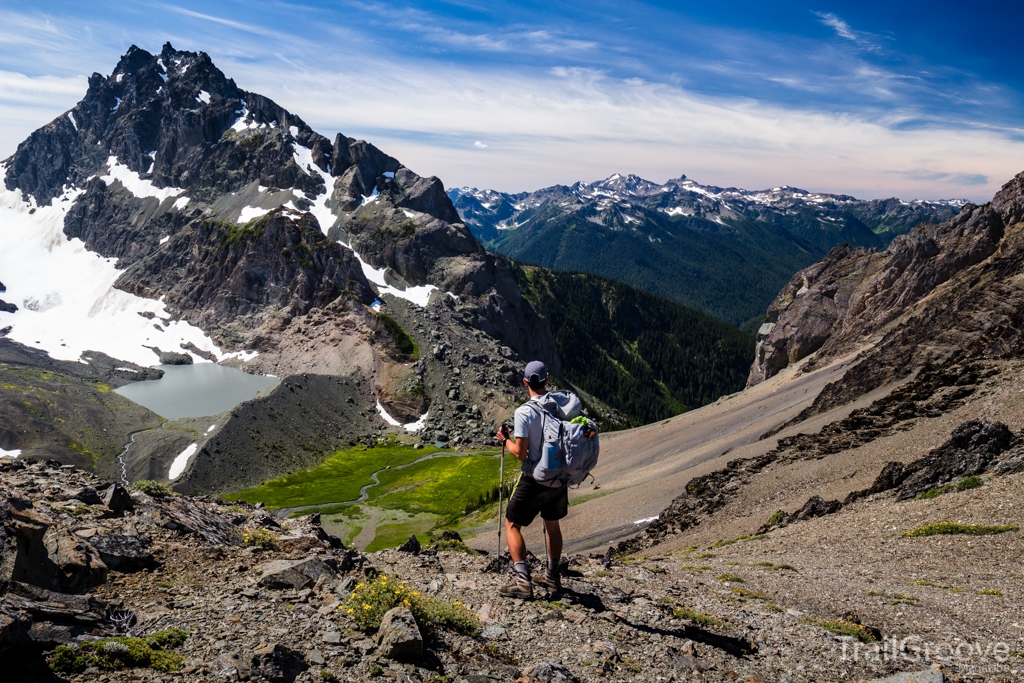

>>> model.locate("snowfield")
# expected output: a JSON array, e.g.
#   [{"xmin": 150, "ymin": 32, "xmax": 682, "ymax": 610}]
[{"xmin": 0, "ymin": 163, "xmax": 255, "ymax": 367}]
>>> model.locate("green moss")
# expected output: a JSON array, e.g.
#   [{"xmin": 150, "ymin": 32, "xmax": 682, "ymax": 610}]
[
  {"xmin": 715, "ymin": 573, "xmax": 745, "ymax": 583},
  {"xmin": 50, "ymin": 630, "xmax": 188, "ymax": 673},
  {"xmin": 978, "ymin": 589, "xmax": 1003, "ymax": 596},
  {"xmin": 917, "ymin": 475, "xmax": 985, "ymax": 499},
  {"xmin": 802, "ymin": 617, "xmax": 877, "ymax": 643},
  {"xmin": 766, "ymin": 510, "xmax": 784, "ymax": 526},
  {"xmin": 48, "ymin": 645, "xmax": 87, "ymax": 673},
  {"xmin": 672, "ymin": 605, "xmax": 727, "ymax": 629},
  {"xmin": 730, "ymin": 586, "xmax": 772, "ymax": 600},
  {"xmin": 901, "ymin": 522, "xmax": 1018, "ymax": 537}
]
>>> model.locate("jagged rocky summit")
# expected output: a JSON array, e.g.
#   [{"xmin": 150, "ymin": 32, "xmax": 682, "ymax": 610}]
[{"xmin": 0, "ymin": 43, "xmax": 560, "ymax": 477}]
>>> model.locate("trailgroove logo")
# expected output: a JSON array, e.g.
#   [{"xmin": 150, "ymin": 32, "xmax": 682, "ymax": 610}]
[{"xmin": 841, "ymin": 635, "xmax": 1016, "ymax": 669}]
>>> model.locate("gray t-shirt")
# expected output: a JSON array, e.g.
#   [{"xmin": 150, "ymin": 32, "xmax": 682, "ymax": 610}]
[{"xmin": 513, "ymin": 398, "xmax": 545, "ymax": 470}]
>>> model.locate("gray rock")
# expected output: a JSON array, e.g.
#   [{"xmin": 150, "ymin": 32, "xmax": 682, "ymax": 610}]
[
  {"xmin": 87, "ymin": 534, "xmax": 153, "ymax": 571},
  {"xmin": 397, "ymin": 534, "xmax": 421, "ymax": 555},
  {"xmin": 158, "ymin": 350, "xmax": 193, "ymax": 365},
  {"xmin": 257, "ymin": 557, "xmax": 335, "ymax": 590},
  {"xmin": 374, "ymin": 605, "xmax": 423, "ymax": 661},
  {"xmin": 251, "ymin": 643, "xmax": 306, "ymax": 682},
  {"xmin": 869, "ymin": 671, "xmax": 944, "ymax": 683},
  {"xmin": 480, "ymin": 625, "xmax": 508, "ymax": 640},
  {"xmin": 525, "ymin": 662, "xmax": 578, "ymax": 683},
  {"xmin": 66, "ymin": 486, "xmax": 102, "ymax": 505},
  {"xmin": 102, "ymin": 484, "xmax": 134, "ymax": 512}
]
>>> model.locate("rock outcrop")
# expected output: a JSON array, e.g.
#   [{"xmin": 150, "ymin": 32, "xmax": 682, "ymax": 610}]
[{"xmin": 748, "ymin": 170, "xmax": 1024, "ymax": 420}]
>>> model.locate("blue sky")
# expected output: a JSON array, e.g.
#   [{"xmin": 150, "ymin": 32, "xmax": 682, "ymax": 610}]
[{"xmin": 1, "ymin": 1, "xmax": 1023, "ymax": 201}]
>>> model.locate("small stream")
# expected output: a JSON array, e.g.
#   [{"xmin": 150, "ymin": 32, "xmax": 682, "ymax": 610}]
[
  {"xmin": 115, "ymin": 429, "xmax": 145, "ymax": 486},
  {"xmin": 273, "ymin": 449, "xmax": 496, "ymax": 519}
]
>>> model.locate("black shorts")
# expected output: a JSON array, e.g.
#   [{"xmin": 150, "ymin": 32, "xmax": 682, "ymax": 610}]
[{"xmin": 505, "ymin": 475, "xmax": 568, "ymax": 526}]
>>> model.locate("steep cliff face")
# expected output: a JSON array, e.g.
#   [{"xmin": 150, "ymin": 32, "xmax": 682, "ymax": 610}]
[{"xmin": 748, "ymin": 170, "xmax": 1024, "ymax": 414}]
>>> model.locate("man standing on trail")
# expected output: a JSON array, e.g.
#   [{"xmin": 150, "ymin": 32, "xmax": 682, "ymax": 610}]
[{"xmin": 495, "ymin": 360, "xmax": 565, "ymax": 599}]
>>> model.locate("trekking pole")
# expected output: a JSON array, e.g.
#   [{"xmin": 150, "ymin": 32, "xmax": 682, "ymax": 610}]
[{"xmin": 497, "ymin": 439, "xmax": 505, "ymax": 559}]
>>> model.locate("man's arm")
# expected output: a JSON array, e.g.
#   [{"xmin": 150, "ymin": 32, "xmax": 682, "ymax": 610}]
[
  {"xmin": 507, "ymin": 436, "xmax": 529, "ymax": 462},
  {"xmin": 495, "ymin": 423, "xmax": 529, "ymax": 462}
]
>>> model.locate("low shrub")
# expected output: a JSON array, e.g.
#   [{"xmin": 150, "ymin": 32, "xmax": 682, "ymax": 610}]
[
  {"xmin": 978, "ymin": 588, "xmax": 1003, "ymax": 596},
  {"xmin": 343, "ymin": 574, "xmax": 478, "ymax": 636},
  {"xmin": 240, "ymin": 527, "xmax": 280, "ymax": 550},
  {"xmin": 901, "ymin": 522, "xmax": 1018, "ymax": 537},
  {"xmin": 132, "ymin": 480, "xmax": 174, "ymax": 498},
  {"xmin": 752, "ymin": 562, "xmax": 797, "ymax": 572},
  {"xmin": 918, "ymin": 475, "xmax": 985, "ymax": 500},
  {"xmin": 48, "ymin": 629, "xmax": 188, "ymax": 673}
]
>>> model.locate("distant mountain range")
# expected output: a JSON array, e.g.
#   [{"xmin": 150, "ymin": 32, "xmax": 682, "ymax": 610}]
[{"xmin": 450, "ymin": 175, "xmax": 964, "ymax": 328}]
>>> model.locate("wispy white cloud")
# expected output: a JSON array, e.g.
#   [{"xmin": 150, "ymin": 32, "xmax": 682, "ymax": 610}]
[
  {"xmin": 473, "ymin": 140, "xmax": 488, "ymax": 149},
  {"xmin": 813, "ymin": 11, "xmax": 881, "ymax": 52}
]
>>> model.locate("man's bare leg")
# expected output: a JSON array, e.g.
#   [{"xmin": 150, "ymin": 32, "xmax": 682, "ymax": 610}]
[
  {"xmin": 533, "ymin": 519, "xmax": 563, "ymax": 590},
  {"xmin": 506, "ymin": 519, "xmax": 526, "ymax": 563},
  {"xmin": 543, "ymin": 519, "xmax": 562, "ymax": 562}
]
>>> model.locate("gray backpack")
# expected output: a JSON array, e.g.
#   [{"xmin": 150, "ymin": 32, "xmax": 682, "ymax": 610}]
[{"xmin": 524, "ymin": 391, "xmax": 600, "ymax": 488}]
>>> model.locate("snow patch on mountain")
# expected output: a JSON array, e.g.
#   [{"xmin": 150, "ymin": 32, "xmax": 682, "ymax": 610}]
[
  {"xmin": 376, "ymin": 402, "xmax": 428, "ymax": 432},
  {"xmin": 291, "ymin": 140, "xmax": 337, "ymax": 234},
  {"xmin": 353, "ymin": 251, "xmax": 437, "ymax": 307},
  {"xmin": 0, "ymin": 164, "xmax": 254, "ymax": 367},
  {"xmin": 100, "ymin": 156, "xmax": 188, "ymax": 206}
]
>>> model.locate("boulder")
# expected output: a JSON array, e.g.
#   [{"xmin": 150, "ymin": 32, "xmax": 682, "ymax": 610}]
[
  {"xmin": 102, "ymin": 483, "xmax": 134, "ymax": 512},
  {"xmin": 374, "ymin": 605, "xmax": 423, "ymax": 661},
  {"xmin": 397, "ymin": 534, "xmax": 421, "ymax": 554},
  {"xmin": 257, "ymin": 557, "xmax": 335, "ymax": 590},
  {"xmin": 210, "ymin": 651, "xmax": 251, "ymax": 681},
  {"xmin": 65, "ymin": 486, "xmax": 102, "ymax": 505},
  {"xmin": 42, "ymin": 531, "xmax": 109, "ymax": 593},
  {"xmin": 86, "ymin": 534, "xmax": 153, "ymax": 571},
  {"xmin": 251, "ymin": 643, "xmax": 306, "ymax": 683},
  {"xmin": 158, "ymin": 350, "xmax": 193, "ymax": 365},
  {"xmin": 524, "ymin": 662, "xmax": 579, "ymax": 683}
]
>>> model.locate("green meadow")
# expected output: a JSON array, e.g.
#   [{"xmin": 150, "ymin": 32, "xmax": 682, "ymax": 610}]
[
  {"xmin": 228, "ymin": 441, "xmax": 517, "ymax": 551},
  {"xmin": 226, "ymin": 443, "xmax": 440, "ymax": 508}
]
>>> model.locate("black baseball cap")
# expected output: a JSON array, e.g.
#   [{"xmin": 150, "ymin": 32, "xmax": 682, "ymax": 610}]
[{"xmin": 524, "ymin": 360, "xmax": 547, "ymax": 383}]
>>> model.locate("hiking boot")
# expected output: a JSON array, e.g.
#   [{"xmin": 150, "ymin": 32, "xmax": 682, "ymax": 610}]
[
  {"xmin": 498, "ymin": 572, "xmax": 533, "ymax": 599},
  {"xmin": 532, "ymin": 567, "xmax": 562, "ymax": 591}
]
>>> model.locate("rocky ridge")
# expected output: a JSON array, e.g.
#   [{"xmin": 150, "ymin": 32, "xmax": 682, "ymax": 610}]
[{"xmin": 748, "ymin": 170, "xmax": 1024, "ymax": 407}]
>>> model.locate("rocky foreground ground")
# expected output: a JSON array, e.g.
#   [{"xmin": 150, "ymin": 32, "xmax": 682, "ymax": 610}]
[{"xmin": 2, "ymin": 438, "xmax": 1022, "ymax": 683}]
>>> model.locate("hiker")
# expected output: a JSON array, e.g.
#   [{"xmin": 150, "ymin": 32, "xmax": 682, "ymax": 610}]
[{"xmin": 495, "ymin": 360, "xmax": 565, "ymax": 598}]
